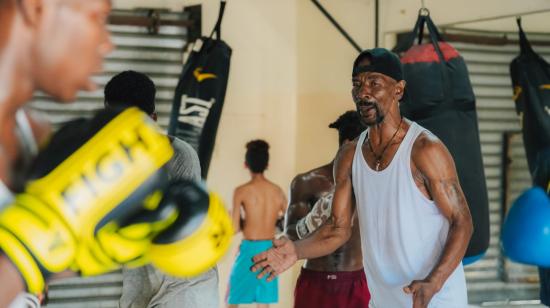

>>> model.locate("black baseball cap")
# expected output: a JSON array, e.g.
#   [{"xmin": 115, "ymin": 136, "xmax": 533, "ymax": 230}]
[{"xmin": 352, "ymin": 48, "xmax": 403, "ymax": 82}]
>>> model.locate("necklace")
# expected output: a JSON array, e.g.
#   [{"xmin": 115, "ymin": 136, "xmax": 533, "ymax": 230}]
[{"xmin": 367, "ymin": 117, "xmax": 404, "ymax": 171}]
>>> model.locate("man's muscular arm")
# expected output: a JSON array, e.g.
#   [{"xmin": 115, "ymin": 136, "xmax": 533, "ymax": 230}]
[
  {"xmin": 404, "ymin": 134, "xmax": 473, "ymax": 308},
  {"xmin": 284, "ymin": 176, "xmax": 312, "ymax": 240},
  {"xmin": 295, "ymin": 143, "xmax": 355, "ymax": 259},
  {"xmin": 252, "ymin": 143, "xmax": 355, "ymax": 280}
]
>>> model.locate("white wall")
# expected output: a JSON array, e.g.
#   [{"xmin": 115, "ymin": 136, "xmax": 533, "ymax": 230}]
[{"xmin": 295, "ymin": 0, "xmax": 373, "ymax": 171}]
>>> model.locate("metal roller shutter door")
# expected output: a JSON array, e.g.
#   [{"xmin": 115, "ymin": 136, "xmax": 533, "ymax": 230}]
[{"xmin": 37, "ymin": 9, "xmax": 191, "ymax": 307}]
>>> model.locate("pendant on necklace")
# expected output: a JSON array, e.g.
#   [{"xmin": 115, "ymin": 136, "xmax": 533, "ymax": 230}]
[{"xmin": 375, "ymin": 160, "xmax": 381, "ymax": 171}]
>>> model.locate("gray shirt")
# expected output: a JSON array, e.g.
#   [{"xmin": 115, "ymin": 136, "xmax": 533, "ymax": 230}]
[
  {"xmin": 166, "ymin": 136, "xmax": 201, "ymax": 182},
  {"xmin": 119, "ymin": 137, "xmax": 220, "ymax": 308}
]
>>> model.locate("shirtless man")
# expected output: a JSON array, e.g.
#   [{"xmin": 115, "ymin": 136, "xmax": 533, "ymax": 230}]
[
  {"xmin": 252, "ymin": 48, "xmax": 473, "ymax": 308},
  {"xmin": 0, "ymin": 0, "xmax": 112, "ymax": 306},
  {"xmin": 285, "ymin": 110, "xmax": 369, "ymax": 308},
  {"xmin": 227, "ymin": 140, "xmax": 287, "ymax": 308}
]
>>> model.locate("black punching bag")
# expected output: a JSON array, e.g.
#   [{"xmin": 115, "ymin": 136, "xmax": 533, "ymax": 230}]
[
  {"xmin": 168, "ymin": 1, "xmax": 231, "ymax": 179},
  {"xmin": 393, "ymin": 11, "xmax": 490, "ymax": 261},
  {"xmin": 510, "ymin": 18, "xmax": 550, "ymax": 176}
]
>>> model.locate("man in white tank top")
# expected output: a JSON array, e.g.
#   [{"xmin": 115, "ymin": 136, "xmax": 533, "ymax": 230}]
[{"xmin": 251, "ymin": 48, "xmax": 473, "ymax": 308}]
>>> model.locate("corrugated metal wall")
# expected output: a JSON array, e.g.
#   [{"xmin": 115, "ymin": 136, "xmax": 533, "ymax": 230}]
[
  {"xmin": 448, "ymin": 32, "xmax": 549, "ymax": 304},
  {"xmin": 40, "ymin": 9, "xmax": 191, "ymax": 307}
]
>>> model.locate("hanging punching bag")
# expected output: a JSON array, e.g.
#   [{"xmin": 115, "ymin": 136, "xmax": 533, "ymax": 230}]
[
  {"xmin": 169, "ymin": 1, "xmax": 231, "ymax": 179},
  {"xmin": 393, "ymin": 11, "xmax": 490, "ymax": 262},
  {"xmin": 510, "ymin": 18, "xmax": 550, "ymax": 176}
]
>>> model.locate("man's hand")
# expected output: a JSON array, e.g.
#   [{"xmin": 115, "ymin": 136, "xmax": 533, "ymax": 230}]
[
  {"xmin": 403, "ymin": 278, "xmax": 441, "ymax": 308},
  {"xmin": 251, "ymin": 237, "xmax": 297, "ymax": 281}
]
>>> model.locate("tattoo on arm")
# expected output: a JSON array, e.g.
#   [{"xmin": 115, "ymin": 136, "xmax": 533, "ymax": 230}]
[
  {"xmin": 295, "ymin": 192, "xmax": 333, "ymax": 239},
  {"xmin": 285, "ymin": 202, "xmax": 310, "ymax": 240},
  {"xmin": 426, "ymin": 178, "xmax": 469, "ymax": 221},
  {"xmin": 309, "ymin": 193, "xmax": 333, "ymax": 228},
  {"xmin": 443, "ymin": 180, "xmax": 469, "ymax": 216}
]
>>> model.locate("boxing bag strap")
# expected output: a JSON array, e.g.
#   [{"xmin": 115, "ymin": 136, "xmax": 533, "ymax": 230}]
[
  {"xmin": 209, "ymin": 0, "xmax": 227, "ymax": 40},
  {"xmin": 423, "ymin": 16, "xmax": 445, "ymax": 62},
  {"xmin": 393, "ymin": 15, "xmax": 422, "ymax": 54},
  {"xmin": 189, "ymin": 0, "xmax": 226, "ymax": 65},
  {"xmin": 517, "ymin": 18, "xmax": 535, "ymax": 56},
  {"xmin": 393, "ymin": 11, "xmax": 443, "ymax": 54},
  {"xmin": 423, "ymin": 15, "xmax": 453, "ymax": 107}
]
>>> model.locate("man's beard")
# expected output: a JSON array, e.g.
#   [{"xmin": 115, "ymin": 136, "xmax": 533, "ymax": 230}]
[{"xmin": 356, "ymin": 100, "xmax": 384, "ymax": 126}]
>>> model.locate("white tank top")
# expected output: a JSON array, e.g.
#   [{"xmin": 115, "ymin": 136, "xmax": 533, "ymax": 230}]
[{"xmin": 352, "ymin": 122, "xmax": 468, "ymax": 308}]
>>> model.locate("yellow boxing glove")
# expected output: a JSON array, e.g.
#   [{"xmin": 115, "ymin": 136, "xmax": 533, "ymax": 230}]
[
  {"xmin": 0, "ymin": 107, "xmax": 173, "ymax": 294},
  {"xmin": 147, "ymin": 180, "xmax": 233, "ymax": 277}
]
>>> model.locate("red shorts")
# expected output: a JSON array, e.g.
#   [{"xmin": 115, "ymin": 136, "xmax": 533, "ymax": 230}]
[{"xmin": 294, "ymin": 268, "xmax": 370, "ymax": 308}]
